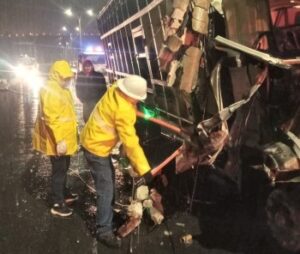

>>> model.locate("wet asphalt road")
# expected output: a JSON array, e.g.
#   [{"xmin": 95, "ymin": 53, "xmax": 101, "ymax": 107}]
[
  {"xmin": 0, "ymin": 83, "xmax": 297, "ymax": 254},
  {"xmin": 0, "ymin": 84, "xmax": 202, "ymax": 254}
]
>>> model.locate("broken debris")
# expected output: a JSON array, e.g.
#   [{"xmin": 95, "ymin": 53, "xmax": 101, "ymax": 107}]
[
  {"xmin": 117, "ymin": 217, "xmax": 142, "ymax": 238},
  {"xmin": 180, "ymin": 234, "xmax": 193, "ymax": 245},
  {"xmin": 135, "ymin": 185, "xmax": 149, "ymax": 201},
  {"xmin": 149, "ymin": 207, "xmax": 164, "ymax": 225},
  {"xmin": 127, "ymin": 201, "xmax": 143, "ymax": 219}
]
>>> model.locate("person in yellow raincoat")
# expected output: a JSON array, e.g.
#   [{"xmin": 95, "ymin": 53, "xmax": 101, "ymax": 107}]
[
  {"xmin": 33, "ymin": 60, "xmax": 78, "ymax": 217},
  {"xmin": 81, "ymin": 75, "xmax": 153, "ymax": 248}
]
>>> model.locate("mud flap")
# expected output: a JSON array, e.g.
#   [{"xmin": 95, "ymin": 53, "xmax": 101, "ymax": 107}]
[{"xmin": 266, "ymin": 186, "xmax": 300, "ymax": 252}]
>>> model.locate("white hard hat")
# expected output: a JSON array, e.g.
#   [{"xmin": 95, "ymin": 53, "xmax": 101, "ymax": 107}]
[{"xmin": 117, "ymin": 75, "xmax": 147, "ymax": 101}]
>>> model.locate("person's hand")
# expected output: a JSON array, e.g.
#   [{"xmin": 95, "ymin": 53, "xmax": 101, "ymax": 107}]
[
  {"xmin": 134, "ymin": 171, "xmax": 153, "ymax": 187},
  {"xmin": 56, "ymin": 140, "xmax": 67, "ymax": 156}
]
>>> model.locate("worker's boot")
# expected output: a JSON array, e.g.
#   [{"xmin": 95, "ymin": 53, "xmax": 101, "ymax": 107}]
[
  {"xmin": 97, "ymin": 232, "xmax": 121, "ymax": 248},
  {"xmin": 50, "ymin": 203, "xmax": 73, "ymax": 217}
]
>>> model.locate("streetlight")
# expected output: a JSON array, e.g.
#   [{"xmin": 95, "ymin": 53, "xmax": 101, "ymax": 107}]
[
  {"xmin": 64, "ymin": 8, "xmax": 73, "ymax": 17},
  {"xmin": 86, "ymin": 9, "xmax": 94, "ymax": 17},
  {"xmin": 64, "ymin": 8, "xmax": 95, "ymax": 52},
  {"xmin": 64, "ymin": 8, "xmax": 81, "ymax": 50}
]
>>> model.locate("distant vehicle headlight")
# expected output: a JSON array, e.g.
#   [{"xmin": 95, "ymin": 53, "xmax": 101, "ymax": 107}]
[
  {"xmin": 14, "ymin": 64, "xmax": 43, "ymax": 88},
  {"xmin": 14, "ymin": 64, "xmax": 27, "ymax": 78}
]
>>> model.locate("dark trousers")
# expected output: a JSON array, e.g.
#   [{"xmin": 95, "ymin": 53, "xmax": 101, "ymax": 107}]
[
  {"xmin": 83, "ymin": 101, "xmax": 97, "ymax": 123},
  {"xmin": 50, "ymin": 155, "xmax": 70, "ymax": 204},
  {"xmin": 84, "ymin": 149, "xmax": 115, "ymax": 236}
]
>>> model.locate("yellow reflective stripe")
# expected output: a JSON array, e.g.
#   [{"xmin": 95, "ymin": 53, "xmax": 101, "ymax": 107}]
[
  {"xmin": 93, "ymin": 110, "xmax": 116, "ymax": 135},
  {"xmin": 40, "ymin": 116, "xmax": 75, "ymax": 122},
  {"xmin": 58, "ymin": 117, "xmax": 76, "ymax": 122}
]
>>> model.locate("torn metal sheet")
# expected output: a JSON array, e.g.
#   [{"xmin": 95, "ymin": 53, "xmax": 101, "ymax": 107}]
[
  {"xmin": 149, "ymin": 207, "xmax": 164, "ymax": 225},
  {"xmin": 150, "ymin": 188, "xmax": 164, "ymax": 214},
  {"xmin": 211, "ymin": 0, "xmax": 224, "ymax": 15},
  {"xmin": 215, "ymin": 36, "xmax": 292, "ymax": 69}
]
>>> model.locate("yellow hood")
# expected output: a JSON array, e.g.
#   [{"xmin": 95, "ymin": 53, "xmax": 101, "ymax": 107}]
[
  {"xmin": 48, "ymin": 60, "xmax": 74, "ymax": 83},
  {"xmin": 32, "ymin": 60, "xmax": 77, "ymax": 156}
]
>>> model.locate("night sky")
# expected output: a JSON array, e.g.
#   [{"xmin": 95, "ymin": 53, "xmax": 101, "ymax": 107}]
[
  {"xmin": 0, "ymin": 1, "xmax": 109, "ymax": 66},
  {"xmin": 0, "ymin": 0, "xmax": 108, "ymax": 35}
]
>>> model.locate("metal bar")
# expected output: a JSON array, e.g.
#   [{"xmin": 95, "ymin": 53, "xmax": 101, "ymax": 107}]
[
  {"xmin": 109, "ymin": 3, "xmax": 122, "ymax": 76},
  {"xmin": 151, "ymin": 148, "xmax": 182, "ymax": 176},
  {"xmin": 106, "ymin": 68, "xmax": 154, "ymax": 93},
  {"xmin": 108, "ymin": 37, "xmax": 117, "ymax": 80},
  {"xmin": 123, "ymin": 5, "xmax": 136, "ymax": 74},
  {"xmin": 119, "ymin": 29, "xmax": 130, "ymax": 73},
  {"xmin": 157, "ymin": 4, "xmax": 166, "ymax": 40},
  {"xmin": 97, "ymin": 0, "xmax": 114, "ymax": 18},
  {"xmin": 198, "ymin": 67, "xmax": 268, "ymax": 132},
  {"xmin": 147, "ymin": 7, "xmax": 163, "ymax": 80},
  {"xmin": 150, "ymin": 75, "xmax": 169, "ymax": 122},
  {"xmin": 136, "ymin": 2, "xmax": 155, "ymax": 91},
  {"xmin": 155, "ymin": 107, "xmax": 194, "ymax": 125},
  {"xmin": 101, "ymin": 0, "xmax": 165, "ymax": 39},
  {"xmin": 282, "ymin": 59, "xmax": 300, "ymax": 65},
  {"xmin": 114, "ymin": 7, "xmax": 126, "ymax": 73},
  {"xmin": 151, "ymin": 78, "xmax": 167, "ymax": 86},
  {"xmin": 137, "ymin": 111, "xmax": 182, "ymax": 134},
  {"xmin": 119, "ymin": 1, "xmax": 130, "ymax": 73},
  {"xmin": 78, "ymin": 16, "xmax": 82, "ymax": 52},
  {"xmin": 215, "ymin": 35, "xmax": 292, "ymax": 69}
]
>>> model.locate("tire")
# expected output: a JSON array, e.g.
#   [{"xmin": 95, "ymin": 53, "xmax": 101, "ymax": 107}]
[{"xmin": 266, "ymin": 186, "xmax": 300, "ymax": 252}]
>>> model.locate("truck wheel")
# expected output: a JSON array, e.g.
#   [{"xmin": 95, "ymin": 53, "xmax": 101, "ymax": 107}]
[{"xmin": 266, "ymin": 186, "xmax": 300, "ymax": 252}]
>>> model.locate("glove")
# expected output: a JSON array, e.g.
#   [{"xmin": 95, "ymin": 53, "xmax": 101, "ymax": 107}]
[
  {"xmin": 56, "ymin": 140, "xmax": 67, "ymax": 156},
  {"xmin": 134, "ymin": 171, "xmax": 153, "ymax": 187},
  {"xmin": 128, "ymin": 167, "xmax": 138, "ymax": 178}
]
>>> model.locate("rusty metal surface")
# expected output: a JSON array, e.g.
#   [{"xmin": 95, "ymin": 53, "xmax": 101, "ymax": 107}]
[{"xmin": 222, "ymin": 0, "xmax": 270, "ymax": 47}]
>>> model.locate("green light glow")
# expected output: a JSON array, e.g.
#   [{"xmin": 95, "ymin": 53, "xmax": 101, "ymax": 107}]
[{"xmin": 141, "ymin": 105, "xmax": 157, "ymax": 119}]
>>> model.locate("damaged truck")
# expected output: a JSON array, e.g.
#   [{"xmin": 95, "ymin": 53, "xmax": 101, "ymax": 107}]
[{"xmin": 94, "ymin": 0, "xmax": 300, "ymax": 251}]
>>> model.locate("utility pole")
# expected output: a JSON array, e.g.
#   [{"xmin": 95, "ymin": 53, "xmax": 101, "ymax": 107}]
[
  {"xmin": 78, "ymin": 16, "xmax": 82, "ymax": 52},
  {"xmin": 64, "ymin": 8, "xmax": 95, "ymax": 53}
]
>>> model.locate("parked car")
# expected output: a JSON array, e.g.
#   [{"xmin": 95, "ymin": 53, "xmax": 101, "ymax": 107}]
[{"xmin": 11, "ymin": 55, "xmax": 43, "ymax": 88}]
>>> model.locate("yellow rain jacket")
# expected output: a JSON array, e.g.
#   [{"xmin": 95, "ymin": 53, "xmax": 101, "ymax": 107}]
[
  {"xmin": 32, "ymin": 60, "xmax": 77, "ymax": 156},
  {"xmin": 81, "ymin": 85, "xmax": 150, "ymax": 176}
]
